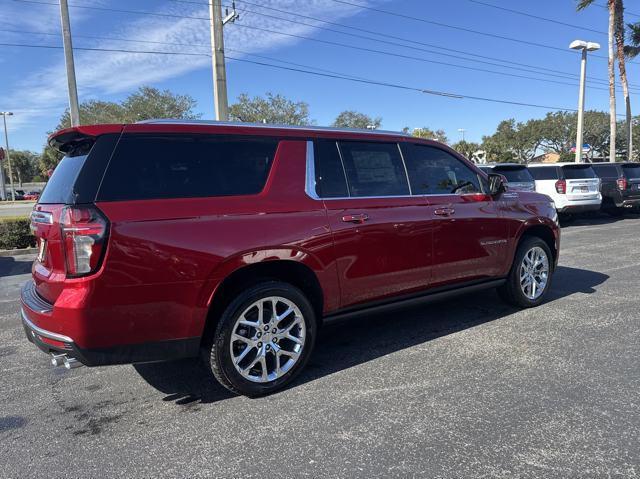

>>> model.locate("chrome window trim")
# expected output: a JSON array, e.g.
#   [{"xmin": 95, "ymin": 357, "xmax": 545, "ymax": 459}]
[
  {"xmin": 305, "ymin": 140, "xmax": 321, "ymax": 200},
  {"xmin": 305, "ymin": 140, "xmax": 495, "ymax": 201}
]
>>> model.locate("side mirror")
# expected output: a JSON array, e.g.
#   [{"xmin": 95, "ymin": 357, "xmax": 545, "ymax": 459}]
[{"xmin": 488, "ymin": 173, "xmax": 507, "ymax": 196}]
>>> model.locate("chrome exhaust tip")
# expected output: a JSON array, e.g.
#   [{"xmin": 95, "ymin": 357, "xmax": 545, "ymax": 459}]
[
  {"xmin": 51, "ymin": 353, "xmax": 66, "ymax": 367},
  {"xmin": 63, "ymin": 357, "xmax": 82, "ymax": 369}
]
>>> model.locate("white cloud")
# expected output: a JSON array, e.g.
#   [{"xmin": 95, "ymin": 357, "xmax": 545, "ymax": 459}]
[{"xmin": 1, "ymin": 0, "xmax": 387, "ymax": 133}]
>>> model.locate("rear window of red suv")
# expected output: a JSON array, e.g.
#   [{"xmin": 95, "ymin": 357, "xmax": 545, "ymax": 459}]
[{"xmin": 97, "ymin": 134, "xmax": 278, "ymax": 201}]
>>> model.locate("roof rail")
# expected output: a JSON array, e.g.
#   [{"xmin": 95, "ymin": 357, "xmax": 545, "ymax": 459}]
[{"xmin": 135, "ymin": 119, "xmax": 411, "ymax": 137}]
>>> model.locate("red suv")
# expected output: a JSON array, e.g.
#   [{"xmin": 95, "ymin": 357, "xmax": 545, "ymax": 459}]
[{"xmin": 22, "ymin": 121, "xmax": 560, "ymax": 396}]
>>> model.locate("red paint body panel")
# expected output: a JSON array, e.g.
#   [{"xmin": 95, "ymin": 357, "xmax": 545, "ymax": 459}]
[{"xmin": 23, "ymin": 123, "xmax": 560, "ymax": 361}]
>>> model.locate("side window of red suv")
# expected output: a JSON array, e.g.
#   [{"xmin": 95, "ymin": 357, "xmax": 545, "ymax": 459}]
[
  {"xmin": 404, "ymin": 144, "xmax": 481, "ymax": 195},
  {"xmin": 98, "ymin": 134, "xmax": 279, "ymax": 201},
  {"xmin": 337, "ymin": 141, "xmax": 410, "ymax": 197}
]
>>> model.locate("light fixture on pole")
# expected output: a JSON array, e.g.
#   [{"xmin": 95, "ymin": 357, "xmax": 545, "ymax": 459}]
[
  {"xmin": 458, "ymin": 128, "xmax": 466, "ymax": 141},
  {"xmin": 570, "ymin": 40, "xmax": 600, "ymax": 163},
  {"xmin": 0, "ymin": 112, "xmax": 15, "ymax": 201}
]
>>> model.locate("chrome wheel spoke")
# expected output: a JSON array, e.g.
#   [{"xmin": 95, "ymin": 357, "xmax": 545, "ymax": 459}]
[
  {"xmin": 519, "ymin": 246, "xmax": 549, "ymax": 300},
  {"xmin": 230, "ymin": 295, "xmax": 306, "ymax": 383}
]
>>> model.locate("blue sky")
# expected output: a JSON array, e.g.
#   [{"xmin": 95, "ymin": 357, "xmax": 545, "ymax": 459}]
[{"xmin": 0, "ymin": 0, "xmax": 636, "ymax": 152}]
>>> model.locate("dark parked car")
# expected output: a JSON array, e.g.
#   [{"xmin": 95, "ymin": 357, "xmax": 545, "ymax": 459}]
[
  {"xmin": 22, "ymin": 121, "xmax": 560, "ymax": 396},
  {"xmin": 13, "ymin": 189, "xmax": 26, "ymax": 201},
  {"xmin": 591, "ymin": 162, "xmax": 640, "ymax": 215},
  {"xmin": 479, "ymin": 164, "xmax": 536, "ymax": 191}
]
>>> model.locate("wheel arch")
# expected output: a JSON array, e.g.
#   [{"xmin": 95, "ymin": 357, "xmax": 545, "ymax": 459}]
[
  {"xmin": 200, "ymin": 257, "xmax": 326, "ymax": 348},
  {"xmin": 516, "ymin": 222, "xmax": 559, "ymax": 268}
]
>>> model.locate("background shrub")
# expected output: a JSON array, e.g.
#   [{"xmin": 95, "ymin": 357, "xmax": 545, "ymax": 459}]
[{"xmin": 0, "ymin": 217, "xmax": 35, "ymax": 250}]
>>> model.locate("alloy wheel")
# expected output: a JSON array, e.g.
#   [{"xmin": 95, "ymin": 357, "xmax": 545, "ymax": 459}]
[
  {"xmin": 229, "ymin": 296, "xmax": 306, "ymax": 383},
  {"xmin": 519, "ymin": 246, "xmax": 549, "ymax": 300}
]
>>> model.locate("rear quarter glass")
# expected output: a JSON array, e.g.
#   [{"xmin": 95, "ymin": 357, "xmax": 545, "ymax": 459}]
[
  {"xmin": 97, "ymin": 134, "xmax": 279, "ymax": 201},
  {"xmin": 562, "ymin": 165, "xmax": 597, "ymax": 179},
  {"xmin": 38, "ymin": 134, "xmax": 119, "ymax": 205},
  {"xmin": 622, "ymin": 164, "xmax": 640, "ymax": 179},
  {"xmin": 493, "ymin": 166, "xmax": 534, "ymax": 183},
  {"xmin": 593, "ymin": 164, "xmax": 620, "ymax": 178},
  {"xmin": 529, "ymin": 166, "xmax": 559, "ymax": 180}
]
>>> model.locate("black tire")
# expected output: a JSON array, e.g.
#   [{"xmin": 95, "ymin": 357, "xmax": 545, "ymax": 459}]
[
  {"xmin": 604, "ymin": 207, "xmax": 624, "ymax": 217},
  {"xmin": 202, "ymin": 281, "xmax": 317, "ymax": 397},
  {"xmin": 498, "ymin": 236, "xmax": 554, "ymax": 308}
]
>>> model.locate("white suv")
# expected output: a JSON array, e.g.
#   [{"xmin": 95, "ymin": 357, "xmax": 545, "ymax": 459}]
[{"xmin": 529, "ymin": 163, "xmax": 601, "ymax": 214}]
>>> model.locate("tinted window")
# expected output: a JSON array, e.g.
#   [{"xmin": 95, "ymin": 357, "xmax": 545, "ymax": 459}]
[
  {"xmin": 493, "ymin": 166, "xmax": 534, "ymax": 183},
  {"xmin": 38, "ymin": 154, "xmax": 88, "ymax": 204},
  {"xmin": 622, "ymin": 164, "xmax": 640, "ymax": 179},
  {"xmin": 404, "ymin": 145, "xmax": 481, "ymax": 195},
  {"xmin": 98, "ymin": 135, "xmax": 278, "ymax": 201},
  {"xmin": 313, "ymin": 140, "xmax": 348, "ymax": 198},
  {"xmin": 593, "ymin": 164, "xmax": 620, "ymax": 178},
  {"xmin": 337, "ymin": 141, "xmax": 410, "ymax": 197},
  {"xmin": 529, "ymin": 166, "xmax": 559, "ymax": 180},
  {"xmin": 562, "ymin": 165, "xmax": 597, "ymax": 179}
]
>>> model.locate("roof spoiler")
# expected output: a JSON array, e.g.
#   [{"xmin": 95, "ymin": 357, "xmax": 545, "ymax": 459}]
[{"xmin": 48, "ymin": 124, "xmax": 123, "ymax": 153}]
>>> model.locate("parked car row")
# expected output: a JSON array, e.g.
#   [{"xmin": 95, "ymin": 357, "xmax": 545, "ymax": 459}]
[
  {"xmin": 0, "ymin": 189, "xmax": 41, "ymax": 201},
  {"xmin": 480, "ymin": 162, "xmax": 640, "ymax": 216}
]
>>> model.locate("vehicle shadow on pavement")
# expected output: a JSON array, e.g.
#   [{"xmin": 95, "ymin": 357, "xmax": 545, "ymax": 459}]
[
  {"xmin": 561, "ymin": 210, "xmax": 640, "ymax": 228},
  {"xmin": 134, "ymin": 265, "xmax": 608, "ymax": 403},
  {"xmin": 0, "ymin": 256, "xmax": 33, "ymax": 278}
]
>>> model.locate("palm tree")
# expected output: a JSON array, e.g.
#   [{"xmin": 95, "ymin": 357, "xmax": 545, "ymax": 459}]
[
  {"xmin": 577, "ymin": 0, "xmax": 617, "ymax": 163},
  {"xmin": 614, "ymin": 0, "xmax": 632, "ymax": 161}
]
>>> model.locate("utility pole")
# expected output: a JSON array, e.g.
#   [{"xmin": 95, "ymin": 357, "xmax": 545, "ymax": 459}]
[
  {"xmin": 570, "ymin": 40, "xmax": 600, "ymax": 163},
  {"xmin": 458, "ymin": 128, "xmax": 466, "ymax": 141},
  {"xmin": 1, "ymin": 112, "xmax": 15, "ymax": 201},
  {"xmin": 209, "ymin": 0, "xmax": 238, "ymax": 121},
  {"xmin": 59, "ymin": 0, "xmax": 80, "ymax": 126}
]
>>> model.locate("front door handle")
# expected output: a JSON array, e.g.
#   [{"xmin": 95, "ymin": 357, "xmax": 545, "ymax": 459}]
[
  {"xmin": 434, "ymin": 207, "xmax": 455, "ymax": 217},
  {"xmin": 342, "ymin": 213, "xmax": 369, "ymax": 224}
]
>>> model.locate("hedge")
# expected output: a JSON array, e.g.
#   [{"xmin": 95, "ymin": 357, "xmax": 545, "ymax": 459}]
[{"xmin": 0, "ymin": 216, "xmax": 36, "ymax": 250}]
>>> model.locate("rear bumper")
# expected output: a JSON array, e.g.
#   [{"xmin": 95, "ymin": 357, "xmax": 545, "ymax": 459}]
[
  {"xmin": 557, "ymin": 203, "xmax": 601, "ymax": 213},
  {"xmin": 21, "ymin": 280, "xmax": 200, "ymax": 366}
]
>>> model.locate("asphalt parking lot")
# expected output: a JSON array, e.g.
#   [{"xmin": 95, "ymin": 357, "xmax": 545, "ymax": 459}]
[{"xmin": 1, "ymin": 214, "xmax": 639, "ymax": 478}]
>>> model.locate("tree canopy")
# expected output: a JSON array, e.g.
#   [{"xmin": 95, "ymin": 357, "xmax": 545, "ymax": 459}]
[
  {"xmin": 332, "ymin": 111, "xmax": 382, "ymax": 129},
  {"xmin": 229, "ymin": 92, "xmax": 312, "ymax": 125}
]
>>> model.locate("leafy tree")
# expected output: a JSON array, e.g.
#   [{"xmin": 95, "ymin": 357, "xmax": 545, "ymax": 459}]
[
  {"xmin": 451, "ymin": 140, "xmax": 481, "ymax": 161},
  {"xmin": 410, "ymin": 127, "xmax": 449, "ymax": 144},
  {"xmin": 229, "ymin": 92, "xmax": 312, "ymax": 125},
  {"xmin": 120, "ymin": 87, "xmax": 199, "ymax": 123},
  {"xmin": 42, "ymin": 86, "xmax": 200, "ymax": 175},
  {"xmin": 7, "ymin": 150, "xmax": 39, "ymax": 186},
  {"xmin": 481, "ymin": 119, "xmax": 543, "ymax": 163},
  {"xmin": 332, "ymin": 111, "xmax": 381, "ymax": 129}
]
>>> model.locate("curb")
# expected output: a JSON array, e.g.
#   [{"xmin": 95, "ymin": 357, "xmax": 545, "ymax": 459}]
[{"xmin": 0, "ymin": 247, "xmax": 38, "ymax": 257}]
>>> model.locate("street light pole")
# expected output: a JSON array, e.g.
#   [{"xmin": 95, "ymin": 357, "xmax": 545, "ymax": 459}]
[
  {"xmin": 1, "ymin": 112, "xmax": 15, "ymax": 201},
  {"xmin": 570, "ymin": 40, "xmax": 600, "ymax": 163}
]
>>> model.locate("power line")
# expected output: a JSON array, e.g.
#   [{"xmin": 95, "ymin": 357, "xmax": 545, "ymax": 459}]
[
  {"xmin": 466, "ymin": 0, "xmax": 606, "ymax": 36},
  {"xmin": 14, "ymin": 0, "xmax": 608, "ymax": 61},
  {"xmin": 326, "ymin": 0, "xmax": 608, "ymax": 59},
  {"xmin": 12, "ymin": 0, "xmax": 626, "ymax": 91},
  {"xmin": 9, "ymin": 0, "xmax": 638, "ymax": 92},
  {"xmin": 0, "ymin": 40, "xmax": 626, "ymax": 115}
]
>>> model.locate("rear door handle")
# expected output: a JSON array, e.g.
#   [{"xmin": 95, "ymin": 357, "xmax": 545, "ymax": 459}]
[
  {"xmin": 341, "ymin": 213, "xmax": 369, "ymax": 224},
  {"xmin": 434, "ymin": 207, "xmax": 455, "ymax": 217}
]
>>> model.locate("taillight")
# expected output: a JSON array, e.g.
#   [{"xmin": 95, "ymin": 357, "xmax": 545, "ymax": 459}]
[
  {"xmin": 60, "ymin": 206, "xmax": 108, "ymax": 277},
  {"xmin": 617, "ymin": 178, "xmax": 628, "ymax": 190},
  {"xmin": 555, "ymin": 179, "xmax": 566, "ymax": 194}
]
